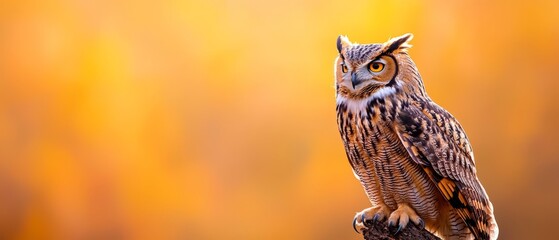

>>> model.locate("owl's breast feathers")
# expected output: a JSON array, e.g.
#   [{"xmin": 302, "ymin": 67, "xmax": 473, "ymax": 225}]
[{"xmin": 336, "ymin": 93, "xmax": 498, "ymax": 240}]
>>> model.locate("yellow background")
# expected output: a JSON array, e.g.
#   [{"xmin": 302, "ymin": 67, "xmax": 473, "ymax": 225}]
[{"xmin": 1, "ymin": 0, "xmax": 558, "ymax": 239}]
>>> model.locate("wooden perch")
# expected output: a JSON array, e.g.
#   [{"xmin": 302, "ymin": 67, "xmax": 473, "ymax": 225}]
[{"xmin": 361, "ymin": 220, "xmax": 441, "ymax": 240}]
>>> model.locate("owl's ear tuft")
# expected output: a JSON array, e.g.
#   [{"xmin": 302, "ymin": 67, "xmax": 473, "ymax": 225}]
[
  {"xmin": 384, "ymin": 33, "xmax": 413, "ymax": 53},
  {"xmin": 337, "ymin": 35, "xmax": 352, "ymax": 54}
]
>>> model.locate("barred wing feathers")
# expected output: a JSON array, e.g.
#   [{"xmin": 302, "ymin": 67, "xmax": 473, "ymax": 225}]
[{"xmin": 394, "ymin": 100, "xmax": 497, "ymax": 240}]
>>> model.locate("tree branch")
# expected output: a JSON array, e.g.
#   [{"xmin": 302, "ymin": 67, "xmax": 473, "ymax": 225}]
[{"xmin": 361, "ymin": 220, "xmax": 441, "ymax": 240}]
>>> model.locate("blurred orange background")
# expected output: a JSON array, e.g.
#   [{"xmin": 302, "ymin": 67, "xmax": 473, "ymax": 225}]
[{"xmin": 1, "ymin": 0, "xmax": 558, "ymax": 239}]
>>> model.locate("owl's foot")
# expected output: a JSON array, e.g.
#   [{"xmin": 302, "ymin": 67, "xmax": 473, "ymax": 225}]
[
  {"xmin": 387, "ymin": 203, "xmax": 424, "ymax": 235},
  {"xmin": 352, "ymin": 204, "xmax": 391, "ymax": 234}
]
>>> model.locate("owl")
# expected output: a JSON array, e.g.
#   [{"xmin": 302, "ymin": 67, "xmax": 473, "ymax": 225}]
[{"xmin": 334, "ymin": 34, "xmax": 498, "ymax": 240}]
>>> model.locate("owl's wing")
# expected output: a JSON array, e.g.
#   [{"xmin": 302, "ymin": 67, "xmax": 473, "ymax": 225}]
[{"xmin": 394, "ymin": 100, "xmax": 494, "ymax": 240}]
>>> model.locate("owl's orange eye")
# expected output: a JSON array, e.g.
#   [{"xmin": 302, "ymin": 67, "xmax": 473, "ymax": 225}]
[
  {"xmin": 341, "ymin": 63, "xmax": 348, "ymax": 73},
  {"xmin": 368, "ymin": 62, "xmax": 384, "ymax": 72}
]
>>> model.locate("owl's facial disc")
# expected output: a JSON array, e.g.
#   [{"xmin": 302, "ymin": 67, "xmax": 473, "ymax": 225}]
[{"xmin": 335, "ymin": 34, "xmax": 415, "ymax": 100}]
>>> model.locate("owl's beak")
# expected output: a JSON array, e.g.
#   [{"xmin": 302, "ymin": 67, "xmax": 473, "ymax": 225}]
[{"xmin": 351, "ymin": 72, "xmax": 361, "ymax": 89}]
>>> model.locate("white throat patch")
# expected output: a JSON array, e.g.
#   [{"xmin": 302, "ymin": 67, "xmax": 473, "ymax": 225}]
[{"xmin": 336, "ymin": 84, "xmax": 399, "ymax": 113}]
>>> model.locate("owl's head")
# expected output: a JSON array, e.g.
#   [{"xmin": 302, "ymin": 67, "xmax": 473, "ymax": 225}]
[{"xmin": 335, "ymin": 33, "xmax": 425, "ymax": 100}]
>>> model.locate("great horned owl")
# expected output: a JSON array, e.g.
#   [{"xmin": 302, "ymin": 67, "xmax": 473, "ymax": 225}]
[{"xmin": 334, "ymin": 34, "xmax": 498, "ymax": 240}]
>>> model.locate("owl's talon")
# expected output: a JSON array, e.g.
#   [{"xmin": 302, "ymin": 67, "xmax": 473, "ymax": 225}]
[
  {"xmin": 352, "ymin": 205, "xmax": 390, "ymax": 234},
  {"xmin": 417, "ymin": 218, "xmax": 425, "ymax": 229},
  {"xmin": 352, "ymin": 213, "xmax": 367, "ymax": 233},
  {"xmin": 395, "ymin": 224, "xmax": 403, "ymax": 235},
  {"xmin": 352, "ymin": 216, "xmax": 359, "ymax": 233},
  {"xmin": 352, "ymin": 212, "xmax": 367, "ymax": 234},
  {"xmin": 372, "ymin": 213, "xmax": 381, "ymax": 223},
  {"xmin": 387, "ymin": 204, "xmax": 420, "ymax": 234}
]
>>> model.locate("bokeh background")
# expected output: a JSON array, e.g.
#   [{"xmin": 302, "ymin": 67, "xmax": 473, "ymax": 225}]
[{"xmin": 1, "ymin": 0, "xmax": 558, "ymax": 239}]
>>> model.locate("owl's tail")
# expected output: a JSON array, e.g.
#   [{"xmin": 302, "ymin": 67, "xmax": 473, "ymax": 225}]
[
  {"xmin": 423, "ymin": 167, "xmax": 498, "ymax": 240},
  {"xmin": 482, "ymin": 196, "xmax": 499, "ymax": 240},
  {"xmin": 456, "ymin": 180, "xmax": 499, "ymax": 240}
]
